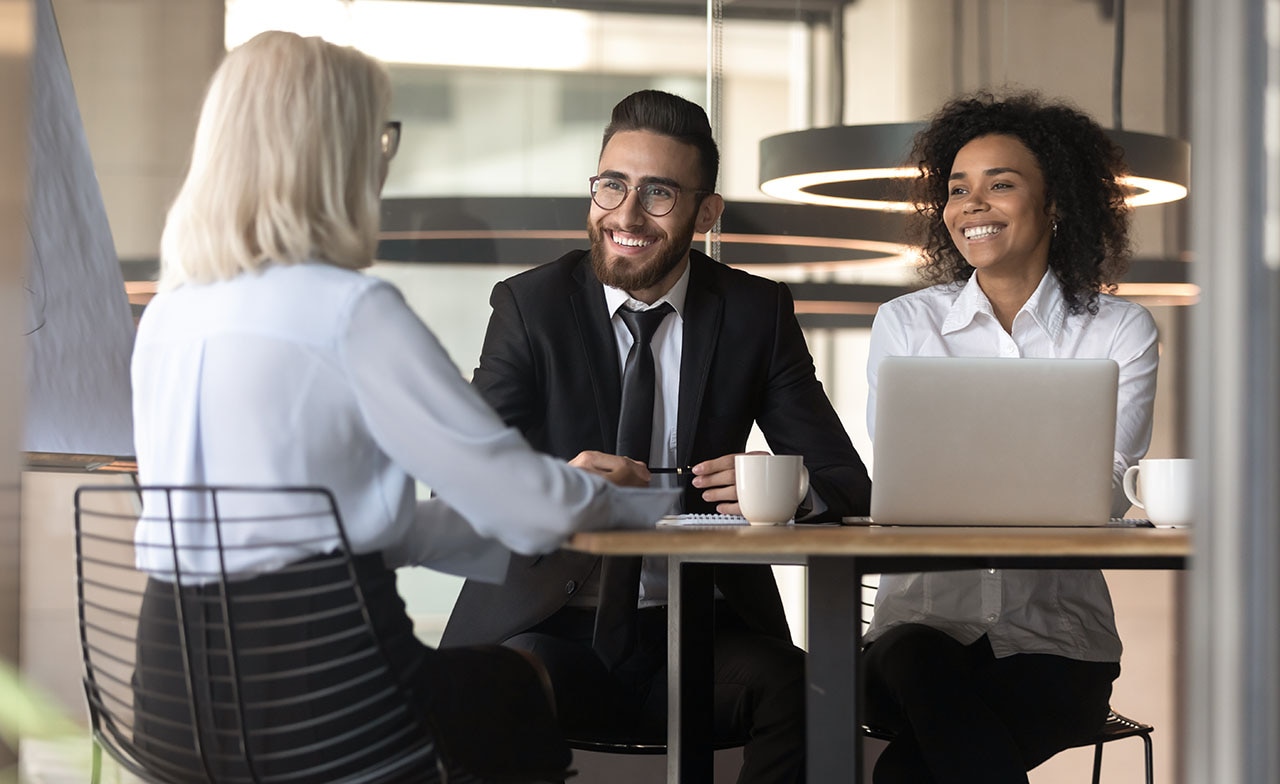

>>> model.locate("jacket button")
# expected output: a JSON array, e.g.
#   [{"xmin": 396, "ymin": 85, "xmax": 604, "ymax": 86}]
[{"xmin": 564, "ymin": 580, "xmax": 577, "ymax": 595}]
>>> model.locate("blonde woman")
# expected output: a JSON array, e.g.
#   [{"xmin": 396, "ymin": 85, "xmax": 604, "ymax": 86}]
[{"xmin": 132, "ymin": 31, "xmax": 673, "ymax": 781}]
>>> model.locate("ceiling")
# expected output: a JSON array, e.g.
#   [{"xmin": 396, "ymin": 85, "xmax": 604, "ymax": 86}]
[
  {"xmin": 410, "ymin": 0, "xmax": 850, "ymax": 22},
  {"xmin": 403, "ymin": 0, "xmax": 1120, "ymax": 23}
]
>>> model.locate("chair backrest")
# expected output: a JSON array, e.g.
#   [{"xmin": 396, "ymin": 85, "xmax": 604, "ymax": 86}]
[{"xmin": 74, "ymin": 485, "xmax": 442, "ymax": 784}]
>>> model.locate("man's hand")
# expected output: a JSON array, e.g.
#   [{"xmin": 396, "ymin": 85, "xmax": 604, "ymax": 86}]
[
  {"xmin": 569, "ymin": 450, "xmax": 652, "ymax": 487},
  {"xmin": 690, "ymin": 450, "xmax": 769, "ymax": 515}
]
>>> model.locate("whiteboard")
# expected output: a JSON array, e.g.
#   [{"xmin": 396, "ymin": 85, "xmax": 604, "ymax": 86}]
[{"xmin": 22, "ymin": 0, "xmax": 135, "ymax": 459}]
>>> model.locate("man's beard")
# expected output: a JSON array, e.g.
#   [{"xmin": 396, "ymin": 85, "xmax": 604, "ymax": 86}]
[{"xmin": 588, "ymin": 220, "xmax": 695, "ymax": 293}]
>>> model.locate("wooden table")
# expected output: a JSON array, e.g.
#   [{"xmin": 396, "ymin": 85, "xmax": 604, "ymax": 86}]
[{"xmin": 568, "ymin": 523, "xmax": 1191, "ymax": 784}]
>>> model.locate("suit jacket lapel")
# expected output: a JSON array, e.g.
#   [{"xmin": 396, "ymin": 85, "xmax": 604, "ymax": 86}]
[
  {"xmin": 569, "ymin": 254, "xmax": 624, "ymax": 451},
  {"xmin": 677, "ymin": 252, "xmax": 723, "ymax": 466}
]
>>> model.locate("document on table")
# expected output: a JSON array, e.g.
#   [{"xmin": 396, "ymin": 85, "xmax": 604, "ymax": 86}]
[{"xmin": 658, "ymin": 514, "xmax": 750, "ymax": 527}]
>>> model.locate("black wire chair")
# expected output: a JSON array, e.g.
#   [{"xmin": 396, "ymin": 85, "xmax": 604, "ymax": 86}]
[
  {"xmin": 860, "ymin": 710, "xmax": 1152, "ymax": 784},
  {"xmin": 74, "ymin": 485, "xmax": 559, "ymax": 784},
  {"xmin": 858, "ymin": 578, "xmax": 1154, "ymax": 784}
]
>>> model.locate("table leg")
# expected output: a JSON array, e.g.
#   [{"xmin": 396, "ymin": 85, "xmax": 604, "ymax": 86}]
[
  {"xmin": 806, "ymin": 556, "xmax": 863, "ymax": 783},
  {"xmin": 667, "ymin": 557, "xmax": 715, "ymax": 783}
]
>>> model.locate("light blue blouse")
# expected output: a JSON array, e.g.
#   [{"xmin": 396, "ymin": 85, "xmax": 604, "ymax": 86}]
[{"xmin": 132, "ymin": 261, "xmax": 675, "ymax": 581}]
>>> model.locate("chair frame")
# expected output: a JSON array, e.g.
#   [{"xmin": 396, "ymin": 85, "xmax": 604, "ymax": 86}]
[
  {"xmin": 1088, "ymin": 710, "xmax": 1154, "ymax": 784},
  {"xmin": 571, "ymin": 705, "xmax": 1150, "ymax": 781},
  {"xmin": 75, "ymin": 484, "xmax": 451, "ymax": 784},
  {"xmin": 567, "ymin": 737, "xmax": 744, "ymax": 756},
  {"xmin": 862, "ymin": 710, "xmax": 1153, "ymax": 784}
]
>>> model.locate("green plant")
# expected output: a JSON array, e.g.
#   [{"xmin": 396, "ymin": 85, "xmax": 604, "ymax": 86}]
[{"xmin": 0, "ymin": 658, "xmax": 86, "ymax": 784}]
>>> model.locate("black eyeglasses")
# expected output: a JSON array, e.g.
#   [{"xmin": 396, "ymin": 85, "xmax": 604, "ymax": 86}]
[
  {"xmin": 589, "ymin": 175, "xmax": 710, "ymax": 218},
  {"xmin": 381, "ymin": 121, "xmax": 401, "ymax": 161}
]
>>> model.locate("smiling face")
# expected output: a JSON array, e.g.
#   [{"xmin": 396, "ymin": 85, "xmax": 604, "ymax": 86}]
[
  {"xmin": 943, "ymin": 133, "xmax": 1054, "ymax": 282},
  {"xmin": 588, "ymin": 130, "xmax": 722, "ymax": 303}
]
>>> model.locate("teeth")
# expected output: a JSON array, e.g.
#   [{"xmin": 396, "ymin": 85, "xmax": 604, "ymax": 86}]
[
  {"xmin": 612, "ymin": 233, "xmax": 653, "ymax": 248},
  {"xmin": 963, "ymin": 225, "xmax": 1001, "ymax": 240}
]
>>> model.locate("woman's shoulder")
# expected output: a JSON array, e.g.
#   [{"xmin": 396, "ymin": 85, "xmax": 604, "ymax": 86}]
[
  {"xmin": 1078, "ymin": 293, "xmax": 1160, "ymax": 361},
  {"xmin": 244, "ymin": 262, "xmax": 404, "ymax": 338},
  {"xmin": 878, "ymin": 281, "xmax": 965, "ymax": 318},
  {"xmin": 275, "ymin": 259, "xmax": 381, "ymax": 287},
  {"xmin": 269, "ymin": 261, "xmax": 396, "ymax": 306},
  {"xmin": 1092, "ymin": 291, "xmax": 1158, "ymax": 331}
]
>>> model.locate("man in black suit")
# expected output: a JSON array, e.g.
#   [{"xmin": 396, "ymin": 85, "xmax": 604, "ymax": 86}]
[{"xmin": 442, "ymin": 90, "xmax": 871, "ymax": 784}]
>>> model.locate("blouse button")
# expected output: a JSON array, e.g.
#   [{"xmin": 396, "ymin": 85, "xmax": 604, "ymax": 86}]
[
  {"xmin": 986, "ymin": 613, "xmax": 998, "ymax": 622},
  {"xmin": 564, "ymin": 580, "xmax": 577, "ymax": 595}
]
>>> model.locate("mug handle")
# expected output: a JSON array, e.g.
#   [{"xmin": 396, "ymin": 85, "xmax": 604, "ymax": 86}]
[
  {"xmin": 1122, "ymin": 464, "xmax": 1145, "ymax": 509},
  {"xmin": 797, "ymin": 467, "xmax": 810, "ymax": 505}
]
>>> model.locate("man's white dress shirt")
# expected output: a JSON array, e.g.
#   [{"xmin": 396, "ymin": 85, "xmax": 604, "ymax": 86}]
[
  {"xmin": 131, "ymin": 261, "xmax": 674, "ymax": 581},
  {"xmin": 585, "ymin": 265, "xmax": 826, "ymax": 607},
  {"xmin": 599, "ymin": 270, "xmax": 689, "ymax": 607},
  {"xmin": 863, "ymin": 271, "xmax": 1159, "ymax": 662}
]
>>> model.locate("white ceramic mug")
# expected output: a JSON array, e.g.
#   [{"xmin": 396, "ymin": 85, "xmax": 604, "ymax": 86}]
[
  {"xmin": 1123, "ymin": 458, "xmax": 1195, "ymax": 526},
  {"xmin": 735, "ymin": 454, "xmax": 810, "ymax": 525}
]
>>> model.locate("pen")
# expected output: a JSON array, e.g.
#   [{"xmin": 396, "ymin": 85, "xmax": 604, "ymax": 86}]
[{"xmin": 648, "ymin": 466, "xmax": 694, "ymax": 475}]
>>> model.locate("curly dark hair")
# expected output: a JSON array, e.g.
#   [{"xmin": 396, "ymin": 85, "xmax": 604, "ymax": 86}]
[{"xmin": 908, "ymin": 90, "xmax": 1132, "ymax": 315}]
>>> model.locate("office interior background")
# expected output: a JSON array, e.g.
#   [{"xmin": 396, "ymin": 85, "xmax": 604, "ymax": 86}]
[{"xmin": 0, "ymin": 0, "xmax": 1275, "ymax": 782}]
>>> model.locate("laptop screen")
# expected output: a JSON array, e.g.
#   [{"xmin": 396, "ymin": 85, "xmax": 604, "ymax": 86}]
[{"xmin": 869, "ymin": 356, "xmax": 1119, "ymax": 526}]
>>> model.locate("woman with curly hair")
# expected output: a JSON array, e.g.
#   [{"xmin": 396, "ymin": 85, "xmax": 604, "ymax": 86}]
[{"xmin": 861, "ymin": 91, "xmax": 1159, "ymax": 783}]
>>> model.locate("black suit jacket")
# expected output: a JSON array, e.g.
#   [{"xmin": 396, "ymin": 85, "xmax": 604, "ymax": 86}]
[{"xmin": 441, "ymin": 249, "xmax": 871, "ymax": 647}]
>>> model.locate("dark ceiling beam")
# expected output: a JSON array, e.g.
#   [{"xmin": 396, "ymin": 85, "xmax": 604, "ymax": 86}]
[{"xmin": 405, "ymin": 0, "xmax": 847, "ymax": 23}]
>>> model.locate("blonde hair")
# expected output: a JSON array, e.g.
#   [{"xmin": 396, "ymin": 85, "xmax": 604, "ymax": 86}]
[{"xmin": 158, "ymin": 31, "xmax": 391, "ymax": 289}]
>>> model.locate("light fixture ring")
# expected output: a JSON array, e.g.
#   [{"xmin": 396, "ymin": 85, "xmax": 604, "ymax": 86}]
[{"xmin": 759, "ymin": 124, "xmax": 1190, "ymax": 211}]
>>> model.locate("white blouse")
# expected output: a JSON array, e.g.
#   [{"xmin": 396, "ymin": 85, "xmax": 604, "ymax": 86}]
[
  {"xmin": 863, "ymin": 271, "xmax": 1159, "ymax": 661},
  {"xmin": 132, "ymin": 261, "xmax": 675, "ymax": 581}
]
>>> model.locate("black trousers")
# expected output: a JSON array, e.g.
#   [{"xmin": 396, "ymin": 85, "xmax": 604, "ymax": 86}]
[
  {"xmin": 504, "ymin": 602, "xmax": 806, "ymax": 784},
  {"xmin": 862, "ymin": 624, "xmax": 1120, "ymax": 784},
  {"xmin": 133, "ymin": 552, "xmax": 568, "ymax": 783}
]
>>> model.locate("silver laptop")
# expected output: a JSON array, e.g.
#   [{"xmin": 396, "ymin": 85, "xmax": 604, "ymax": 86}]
[{"xmin": 866, "ymin": 356, "xmax": 1119, "ymax": 526}]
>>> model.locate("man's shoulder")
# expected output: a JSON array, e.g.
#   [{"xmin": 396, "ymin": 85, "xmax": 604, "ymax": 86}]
[
  {"xmin": 690, "ymin": 250, "xmax": 786, "ymax": 300},
  {"xmin": 500, "ymin": 249, "xmax": 591, "ymax": 295}
]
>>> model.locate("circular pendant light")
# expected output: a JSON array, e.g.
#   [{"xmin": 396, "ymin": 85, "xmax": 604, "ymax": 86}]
[{"xmin": 759, "ymin": 123, "xmax": 1189, "ymax": 212}]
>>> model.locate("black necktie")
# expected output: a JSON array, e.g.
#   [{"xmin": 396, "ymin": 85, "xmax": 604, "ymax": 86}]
[{"xmin": 593, "ymin": 302, "xmax": 673, "ymax": 670}]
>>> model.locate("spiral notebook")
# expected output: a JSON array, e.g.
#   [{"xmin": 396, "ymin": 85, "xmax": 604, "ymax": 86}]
[
  {"xmin": 866, "ymin": 356, "xmax": 1120, "ymax": 526},
  {"xmin": 658, "ymin": 514, "xmax": 750, "ymax": 527}
]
